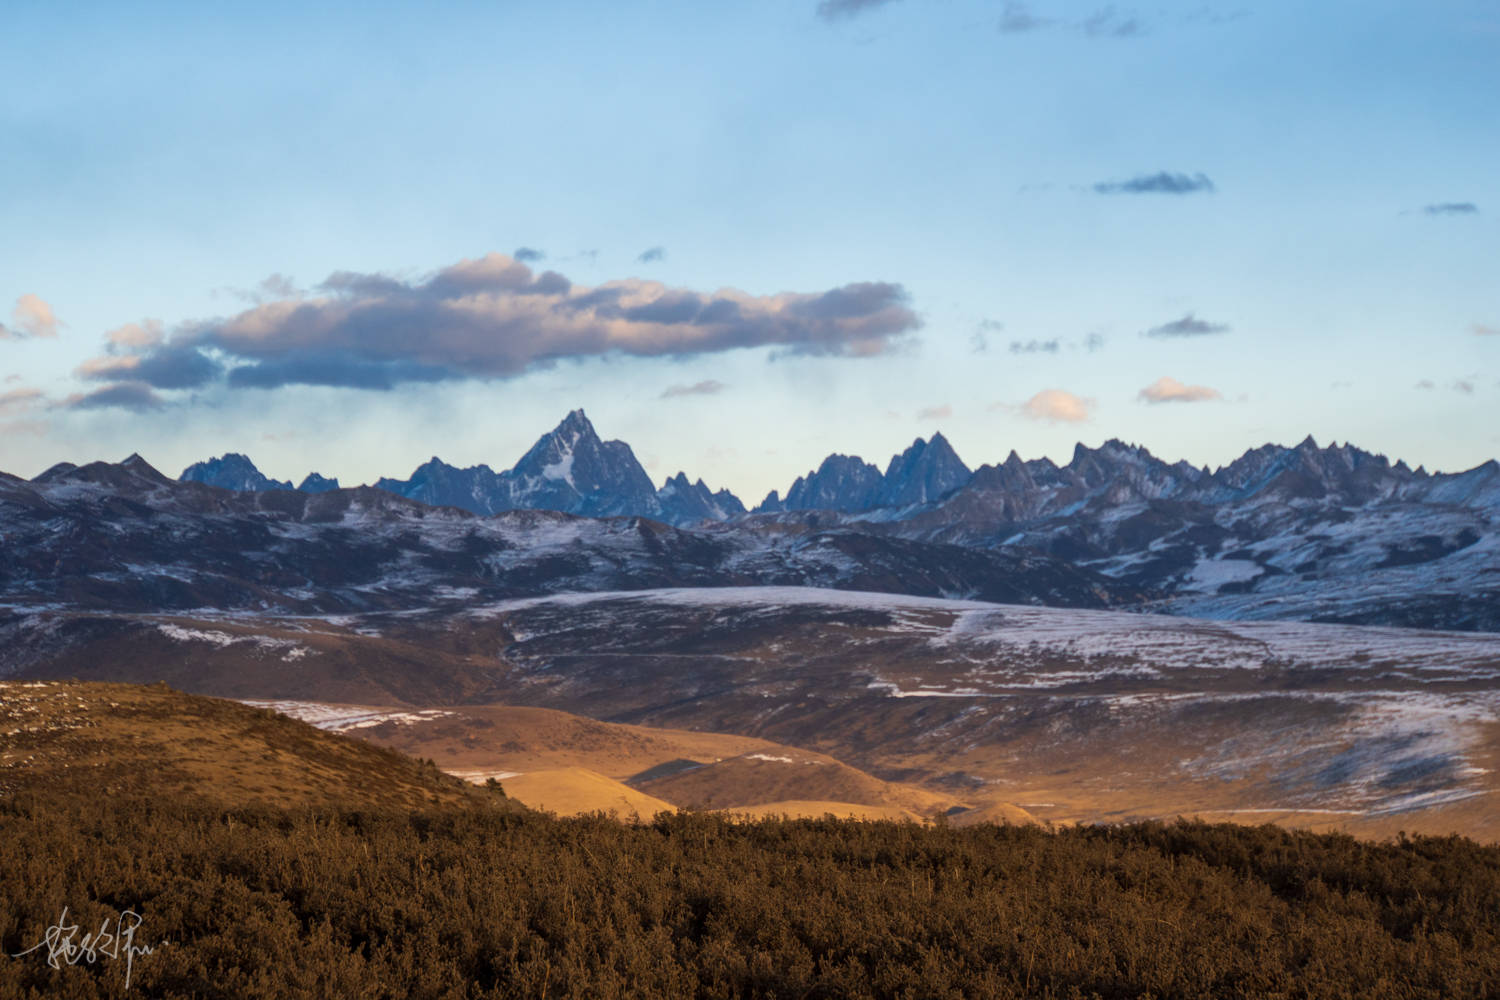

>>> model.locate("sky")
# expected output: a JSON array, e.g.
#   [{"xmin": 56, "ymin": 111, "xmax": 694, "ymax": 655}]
[{"xmin": 2, "ymin": 0, "xmax": 1496, "ymax": 503}]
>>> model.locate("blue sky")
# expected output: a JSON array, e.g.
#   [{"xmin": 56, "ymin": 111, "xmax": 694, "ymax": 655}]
[{"xmin": 1, "ymin": 0, "xmax": 1495, "ymax": 502}]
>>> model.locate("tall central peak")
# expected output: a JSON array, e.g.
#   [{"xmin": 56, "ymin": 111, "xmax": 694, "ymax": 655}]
[{"xmin": 875, "ymin": 432, "xmax": 972, "ymax": 507}]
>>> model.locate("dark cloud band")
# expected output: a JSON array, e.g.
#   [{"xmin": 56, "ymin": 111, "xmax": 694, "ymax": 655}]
[
  {"xmin": 76, "ymin": 253, "xmax": 920, "ymax": 401},
  {"xmin": 1095, "ymin": 172, "xmax": 1215, "ymax": 195},
  {"xmin": 1143, "ymin": 313, "xmax": 1230, "ymax": 338}
]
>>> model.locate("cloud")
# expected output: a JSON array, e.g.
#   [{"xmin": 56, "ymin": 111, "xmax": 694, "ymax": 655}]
[
  {"xmin": 513, "ymin": 247, "xmax": 546, "ymax": 263},
  {"xmin": 1095, "ymin": 171, "xmax": 1215, "ymax": 195},
  {"xmin": 1454, "ymin": 379, "xmax": 1475, "ymax": 394},
  {"xmin": 64, "ymin": 381, "xmax": 166, "ymax": 412},
  {"xmin": 1474, "ymin": 323, "xmax": 1499, "ymax": 336},
  {"xmin": 1001, "ymin": 3, "xmax": 1144, "ymax": 36},
  {"xmin": 105, "ymin": 320, "xmax": 165, "ymax": 350},
  {"xmin": 1414, "ymin": 379, "xmax": 1435, "ymax": 390},
  {"xmin": 999, "ymin": 2, "xmax": 1054, "ymax": 32},
  {"xmin": 1137, "ymin": 375, "xmax": 1222, "ymax": 404},
  {"xmin": 636, "ymin": 246, "xmax": 666, "ymax": 263},
  {"xmin": 0, "ymin": 386, "xmax": 44, "ymax": 416},
  {"xmin": 1143, "ymin": 313, "xmax": 1230, "ymax": 338},
  {"xmin": 1423, "ymin": 203, "xmax": 1479, "ymax": 216},
  {"xmin": 1007, "ymin": 333, "xmax": 1104, "ymax": 354},
  {"xmin": 661, "ymin": 379, "xmax": 726, "ymax": 399},
  {"xmin": 971, "ymin": 318, "xmax": 1004, "ymax": 353},
  {"xmin": 0, "ymin": 386, "xmax": 49, "ymax": 437},
  {"xmin": 1019, "ymin": 388, "xmax": 1094, "ymax": 423},
  {"xmin": 219, "ymin": 274, "xmax": 301, "ymax": 305},
  {"xmin": 916, "ymin": 403, "xmax": 952, "ymax": 421},
  {"xmin": 0, "ymin": 294, "xmax": 60, "ymax": 339},
  {"xmin": 1002, "ymin": 5, "xmax": 1243, "ymax": 39},
  {"xmin": 79, "ymin": 253, "xmax": 921, "ymax": 394},
  {"xmin": 1080, "ymin": 6, "xmax": 1142, "ymax": 36},
  {"xmin": 817, "ymin": 0, "xmax": 901, "ymax": 20},
  {"xmin": 77, "ymin": 342, "xmax": 223, "ymax": 389}
]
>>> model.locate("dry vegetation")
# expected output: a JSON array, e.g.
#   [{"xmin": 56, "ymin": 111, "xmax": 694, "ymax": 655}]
[
  {"xmin": 0, "ymin": 681, "xmax": 501, "ymax": 810},
  {"xmin": 3, "ymin": 792, "xmax": 1498, "ymax": 998},
  {"xmin": 2, "ymin": 682, "xmax": 1499, "ymax": 998}
]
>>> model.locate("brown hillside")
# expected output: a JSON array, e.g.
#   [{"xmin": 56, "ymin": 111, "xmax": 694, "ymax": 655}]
[
  {"xmin": 634, "ymin": 749, "xmax": 964, "ymax": 817},
  {"xmin": 0, "ymin": 681, "xmax": 510, "ymax": 811}
]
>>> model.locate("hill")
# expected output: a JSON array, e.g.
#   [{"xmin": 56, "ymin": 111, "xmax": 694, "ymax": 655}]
[
  {"xmin": 244, "ymin": 699, "xmax": 984, "ymax": 822},
  {"xmin": 634, "ymin": 748, "xmax": 962, "ymax": 817},
  {"xmin": 0, "ymin": 680, "xmax": 507, "ymax": 811},
  {"xmin": 498, "ymin": 767, "xmax": 676, "ymax": 820}
]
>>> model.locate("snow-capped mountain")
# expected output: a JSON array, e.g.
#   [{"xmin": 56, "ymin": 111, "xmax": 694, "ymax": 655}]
[
  {"xmin": 873, "ymin": 432, "xmax": 972, "ymax": 508},
  {"xmin": 756, "ymin": 454, "xmax": 885, "ymax": 513},
  {"xmin": 369, "ymin": 409, "xmax": 735, "ymax": 525},
  {"xmin": 0, "ymin": 454, "xmax": 1139, "ymax": 616},
  {"xmin": 297, "ymin": 472, "xmax": 341, "ymax": 493},
  {"xmin": 180, "ymin": 453, "xmax": 293, "ymax": 492},
  {"xmin": 155, "ymin": 414, "xmax": 1500, "ymax": 630},
  {"xmin": 656, "ymin": 472, "xmax": 746, "ymax": 524},
  {"xmin": 504, "ymin": 408, "xmax": 661, "ymax": 517},
  {"xmin": 755, "ymin": 434, "xmax": 973, "ymax": 514},
  {"xmin": 865, "ymin": 436, "xmax": 1499, "ymax": 630}
]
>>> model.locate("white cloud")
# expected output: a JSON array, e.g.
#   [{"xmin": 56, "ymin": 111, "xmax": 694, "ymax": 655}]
[
  {"xmin": 0, "ymin": 294, "xmax": 60, "ymax": 339},
  {"xmin": 661, "ymin": 379, "xmax": 726, "ymax": 399},
  {"xmin": 105, "ymin": 320, "xmax": 165, "ymax": 350},
  {"xmin": 1137, "ymin": 375, "xmax": 1222, "ymax": 404},
  {"xmin": 1019, "ymin": 388, "xmax": 1094, "ymax": 423}
]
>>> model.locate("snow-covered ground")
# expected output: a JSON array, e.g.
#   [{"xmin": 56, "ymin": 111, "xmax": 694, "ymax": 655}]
[{"xmin": 241, "ymin": 700, "xmax": 455, "ymax": 732}]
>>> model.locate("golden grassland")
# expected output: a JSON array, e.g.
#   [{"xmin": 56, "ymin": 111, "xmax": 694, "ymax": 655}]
[
  {"xmin": 2, "ymin": 681, "xmax": 1499, "ymax": 998},
  {"xmin": 0, "ymin": 680, "xmax": 495, "ymax": 810}
]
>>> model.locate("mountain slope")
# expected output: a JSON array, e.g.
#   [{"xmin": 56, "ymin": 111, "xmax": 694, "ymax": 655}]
[
  {"xmin": 0, "ymin": 680, "xmax": 502, "ymax": 809},
  {"xmin": 180, "ymin": 452, "xmax": 293, "ymax": 492},
  {"xmin": 0, "ymin": 456, "xmax": 1142, "ymax": 617}
]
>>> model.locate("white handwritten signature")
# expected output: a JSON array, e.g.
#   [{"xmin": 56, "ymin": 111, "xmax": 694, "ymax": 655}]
[{"xmin": 10, "ymin": 906, "xmax": 159, "ymax": 990}]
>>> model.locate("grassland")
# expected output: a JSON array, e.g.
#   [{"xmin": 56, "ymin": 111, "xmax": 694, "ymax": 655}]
[{"xmin": 2, "ymin": 682, "xmax": 1498, "ymax": 998}]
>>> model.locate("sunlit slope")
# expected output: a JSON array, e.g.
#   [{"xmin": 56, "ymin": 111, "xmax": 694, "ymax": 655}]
[
  {"xmin": 634, "ymin": 749, "xmax": 962, "ymax": 816},
  {"xmin": 245, "ymin": 699, "xmax": 996, "ymax": 823},
  {"xmin": 499, "ymin": 768, "xmax": 675, "ymax": 820}
]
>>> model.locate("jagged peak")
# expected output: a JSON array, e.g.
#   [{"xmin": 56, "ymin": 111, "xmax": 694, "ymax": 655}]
[
  {"xmin": 552, "ymin": 407, "xmax": 597, "ymax": 439},
  {"xmin": 120, "ymin": 453, "xmax": 172, "ymax": 483}
]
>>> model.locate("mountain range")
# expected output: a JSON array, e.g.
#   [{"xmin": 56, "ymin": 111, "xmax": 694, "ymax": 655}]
[
  {"xmin": 181, "ymin": 408, "xmax": 1500, "ymax": 529},
  {"xmin": 183, "ymin": 410, "xmax": 745, "ymax": 526},
  {"xmin": 12, "ymin": 408, "xmax": 1499, "ymax": 631},
  {"xmin": 180, "ymin": 409, "xmax": 981, "ymax": 526}
]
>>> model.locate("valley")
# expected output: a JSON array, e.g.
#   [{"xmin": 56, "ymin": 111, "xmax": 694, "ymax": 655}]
[{"xmin": 7, "ymin": 586, "xmax": 1497, "ymax": 840}]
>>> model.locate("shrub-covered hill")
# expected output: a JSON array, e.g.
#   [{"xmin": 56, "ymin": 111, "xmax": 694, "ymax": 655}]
[
  {"xmin": 1, "ymin": 791, "xmax": 1497, "ymax": 999},
  {"xmin": 0, "ymin": 680, "xmax": 510, "ymax": 810}
]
